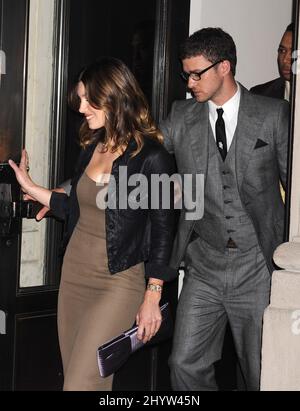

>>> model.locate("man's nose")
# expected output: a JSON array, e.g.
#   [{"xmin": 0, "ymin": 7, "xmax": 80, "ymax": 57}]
[
  {"xmin": 187, "ymin": 76, "xmax": 197, "ymax": 88},
  {"xmin": 283, "ymin": 50, "xmax": 292, "ymax": 64}
]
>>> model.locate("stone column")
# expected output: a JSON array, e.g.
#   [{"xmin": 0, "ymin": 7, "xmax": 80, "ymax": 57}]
[
  {"xmin": 261, "ymin": 243, "xmax": 300, "ymax": 390},
  {"xmin": 260, "ymin": 8, "xmax": 300, "ymax": 390}
]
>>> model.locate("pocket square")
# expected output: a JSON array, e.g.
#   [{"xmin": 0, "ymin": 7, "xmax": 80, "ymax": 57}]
[{"xmin": 254, "ymin": 139, "xmax": 268, "ymax": 149}]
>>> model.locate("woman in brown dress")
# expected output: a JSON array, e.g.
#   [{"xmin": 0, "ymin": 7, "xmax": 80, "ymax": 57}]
[{"xmin": 9, "ymin": 57, "xmax": 176, "ymax": 391}]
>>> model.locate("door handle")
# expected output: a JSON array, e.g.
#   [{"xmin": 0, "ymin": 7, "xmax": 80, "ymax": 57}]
[
  {"xmin": 0, "ymin": 182, "xmax": 43, "ymax": 236},
  {"xmin": 0, "ymin": 199, "xmax": 42, "ymax": 219}
]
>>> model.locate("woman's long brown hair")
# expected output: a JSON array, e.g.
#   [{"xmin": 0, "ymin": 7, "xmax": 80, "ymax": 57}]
[{"xmin": 69, "ymin": 57, "xmax": 162, "ymax": 155}]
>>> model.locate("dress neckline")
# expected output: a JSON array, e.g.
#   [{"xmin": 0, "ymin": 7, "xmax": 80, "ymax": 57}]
[{"xmin": 84, "ymin": 172, "xmax": 109, "ymax": 185}]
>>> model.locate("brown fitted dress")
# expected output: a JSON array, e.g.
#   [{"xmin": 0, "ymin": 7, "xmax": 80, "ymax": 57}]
[{"xmin": 58, "ymin": 172, "xmax": 145, "ymax": 391}]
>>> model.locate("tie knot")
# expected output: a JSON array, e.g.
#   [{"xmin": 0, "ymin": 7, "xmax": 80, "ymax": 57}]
[{"xmin": 216, "ymin": 108, "xmax": 224, "ymax": 118}]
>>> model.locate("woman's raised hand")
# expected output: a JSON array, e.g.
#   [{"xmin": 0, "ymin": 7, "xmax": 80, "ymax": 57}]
[
  {"xmin": 9, "ymin": 150, "xmax": 55, "ymax": 210},
  {"xmin": 9, "ymin": 149, "xmax": 35, "ymax": 197}
]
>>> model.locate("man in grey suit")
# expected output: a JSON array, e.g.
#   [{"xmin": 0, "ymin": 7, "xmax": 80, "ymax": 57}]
[{"xmin": 160, "ymin": 28, "xmax": 289, "ymax": 391}]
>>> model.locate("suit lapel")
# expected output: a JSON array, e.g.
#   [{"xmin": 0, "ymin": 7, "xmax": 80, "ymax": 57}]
[
  {"xmin": 182, "ymin": 87, "xmax": 266, "ymax": 189},
  {"xmin": 185, "ymin": 101, "xmax": 209, "ymax": 177},
  {"xmin": 235, "ymin": 85, "xmax": 266, "ymax": 189}
]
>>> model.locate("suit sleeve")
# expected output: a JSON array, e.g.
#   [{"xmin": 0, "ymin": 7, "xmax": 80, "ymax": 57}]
[
  {"xmin": 159, "ymin": 103, "xmax": 177, "ymax": 154},
  {"xmin": 275, "ymin": 100, "xmax": 290, "ymax": 189}
]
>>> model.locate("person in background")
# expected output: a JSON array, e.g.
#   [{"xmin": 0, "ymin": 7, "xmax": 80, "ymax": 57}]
[
  {"xmin": 251, "ymin": 23, "xmax": 293, "ymax": 201},
  {"xmin": 250, "ymin": 23, "xmax": 293, "ymax": 101},
  {"xmin": 9, "ymin": 57, "xmax": 176, "ymax": 391},
  {"xmin": 160, "ymin": 27, "xmax": 289, "ymax": 391}
]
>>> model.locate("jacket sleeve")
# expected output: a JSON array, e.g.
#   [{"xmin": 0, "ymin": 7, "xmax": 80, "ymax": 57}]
[
  {"xmin": 49, "ymin": 191, "xmax": 70, "ymax": 220},
  {"xmin": 49, "ymin": 147, "xmax": 87, "ymax": 219},
  {"xmin": 144, "ymin": 146, "xmax": 178, "ymax": 282}
]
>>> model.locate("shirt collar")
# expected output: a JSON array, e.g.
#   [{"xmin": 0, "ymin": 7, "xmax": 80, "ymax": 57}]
[
  {"xmin": 284, "ymin": 80, "xmax": 290, "ymax": 101},
  {"xmin": 208, "ymin": 82, "xmax": 241, "ymax": 121}
]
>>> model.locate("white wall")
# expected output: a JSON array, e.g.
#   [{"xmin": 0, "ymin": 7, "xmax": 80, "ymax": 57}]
[{"xmin": 189, "ymin": 0, "xmax": 293, "ymax": 89}]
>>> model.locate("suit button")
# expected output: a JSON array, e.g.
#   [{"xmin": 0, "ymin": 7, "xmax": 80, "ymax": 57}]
[{"xmin": 108, "ymin": 223, "xmax": 114, "ymax": 230}]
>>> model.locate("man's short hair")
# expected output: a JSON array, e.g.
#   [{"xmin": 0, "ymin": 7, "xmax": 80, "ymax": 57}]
[{"xmin": 179, "ymin": 27, "xmax": 237, "ymax": 76}]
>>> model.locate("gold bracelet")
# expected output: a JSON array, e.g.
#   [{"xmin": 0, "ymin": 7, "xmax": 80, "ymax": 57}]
[{"xmin": 147, "ymin": 283, "xmax": 163, "ymax": 292}]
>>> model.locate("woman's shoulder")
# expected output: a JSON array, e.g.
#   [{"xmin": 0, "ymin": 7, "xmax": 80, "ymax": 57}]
[
  {"xmin": 140, "ymin": 136, "xmax": 175, "ymax": 172},
  {"xmin": 141, "ymin": 135, "xmax": 171, "ymax": 157}
]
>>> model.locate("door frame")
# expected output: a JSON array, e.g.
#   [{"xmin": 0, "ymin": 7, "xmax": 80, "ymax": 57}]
[{"xmin": 286, "ymin": 0, "xmax": 300, "ymax": 240}]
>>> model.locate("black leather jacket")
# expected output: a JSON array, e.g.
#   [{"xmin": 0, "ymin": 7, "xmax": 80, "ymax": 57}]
[{"xmin": 50, "ymin": 136, "xmax": 177, "ymax": 281}]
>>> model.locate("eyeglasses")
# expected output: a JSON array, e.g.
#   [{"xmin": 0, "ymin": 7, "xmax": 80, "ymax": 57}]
[{"xmin": 180, "ymin": 60, "xmax": 223, "ymax": 82}]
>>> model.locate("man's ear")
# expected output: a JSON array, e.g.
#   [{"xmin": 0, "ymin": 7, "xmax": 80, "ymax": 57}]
[{"xmin": 220, "ymin": 60, "xmax": 231, "ymax": 76}]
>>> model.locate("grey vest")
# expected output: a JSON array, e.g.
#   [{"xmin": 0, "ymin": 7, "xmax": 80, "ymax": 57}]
[{"xmin": 194, "ymin": 126, "xmax": 258, "ymax": 252}]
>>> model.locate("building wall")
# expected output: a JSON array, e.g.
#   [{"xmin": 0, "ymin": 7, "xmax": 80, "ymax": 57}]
[{"xmin": 189, "ymin": 0, "xmax": 293, "ymax": 89}]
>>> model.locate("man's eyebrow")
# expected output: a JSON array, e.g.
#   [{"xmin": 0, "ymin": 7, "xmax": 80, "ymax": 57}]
[
  {"xmin": 278, "ymin": 45, "xmax": 291, "ymax": 50},
  {"xmin": 186, "ymin": 69, "xmax": 204, "ymax": 73}
]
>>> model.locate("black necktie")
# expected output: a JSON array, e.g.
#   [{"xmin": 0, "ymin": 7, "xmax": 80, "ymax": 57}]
[{"xmin": 216, "ymin": 108, "xmax": 227, "ymax": 161}]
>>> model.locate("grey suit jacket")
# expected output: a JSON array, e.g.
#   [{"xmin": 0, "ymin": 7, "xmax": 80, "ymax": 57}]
[{"xmin": 160, "ymin": 85, "xmax": 289, "ymax": 273}]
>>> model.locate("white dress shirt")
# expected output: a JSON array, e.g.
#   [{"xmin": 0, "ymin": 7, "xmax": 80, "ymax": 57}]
[
  {"xmin": 208, "ymin": 83, "xmax": 241, "ymax": 150},
  {"xmin": 284, "ymin": 80, "xmax": 290, "ymax": 102}
]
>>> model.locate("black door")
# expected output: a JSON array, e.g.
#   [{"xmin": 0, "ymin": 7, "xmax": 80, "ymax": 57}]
[{"xmin": 0, "ymin": 0, "xmax": 63, "ymax": 390}]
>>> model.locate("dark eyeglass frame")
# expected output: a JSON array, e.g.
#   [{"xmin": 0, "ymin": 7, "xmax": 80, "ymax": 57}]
[{"xmin": 180, "ymin": 60, "xmax": 224, "ymax": 82}]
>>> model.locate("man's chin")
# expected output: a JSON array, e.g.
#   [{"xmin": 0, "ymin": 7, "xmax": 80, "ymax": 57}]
[
  {"xmin": 192, "ymin": 92, "xmax": 208, "ymax": 103},
  {"xmin": 280, "ymin": 70, "xmax": 291, "ymax": 82}
]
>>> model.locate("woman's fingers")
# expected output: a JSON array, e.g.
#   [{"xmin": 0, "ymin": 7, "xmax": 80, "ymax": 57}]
[
  {"xmin": 36, "ymin": 206, "xmax": 50, "ymax": 221},
  {"xmin": 136, "ymin": 300, "xmax": 163, "ymax": 343},
  {"xmin": 137, "ymin": 317, "xmax": 162, "ymax": 344},
  {"xmin": 8, "ymin": 159, "xmax": 18, "ymax": 173},
  {"xmin": 8, "ymin": 150, "xmax": 29, "ymax": 174},
  {"xmin": 20, "ymin": 149, "xmax": 28, "ymax": 170},
  {"xmin": 153, "ymin": 318, "xmax": 162, "ymax": 335},
  {"xmin": 8, "ymin": 151, "xmax": 33, "ymax": 195}
]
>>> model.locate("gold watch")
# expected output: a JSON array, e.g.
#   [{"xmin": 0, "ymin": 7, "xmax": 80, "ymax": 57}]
[{"xmin": 147, "ymin": 283, "xmax": 163, "ymax": 292}]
